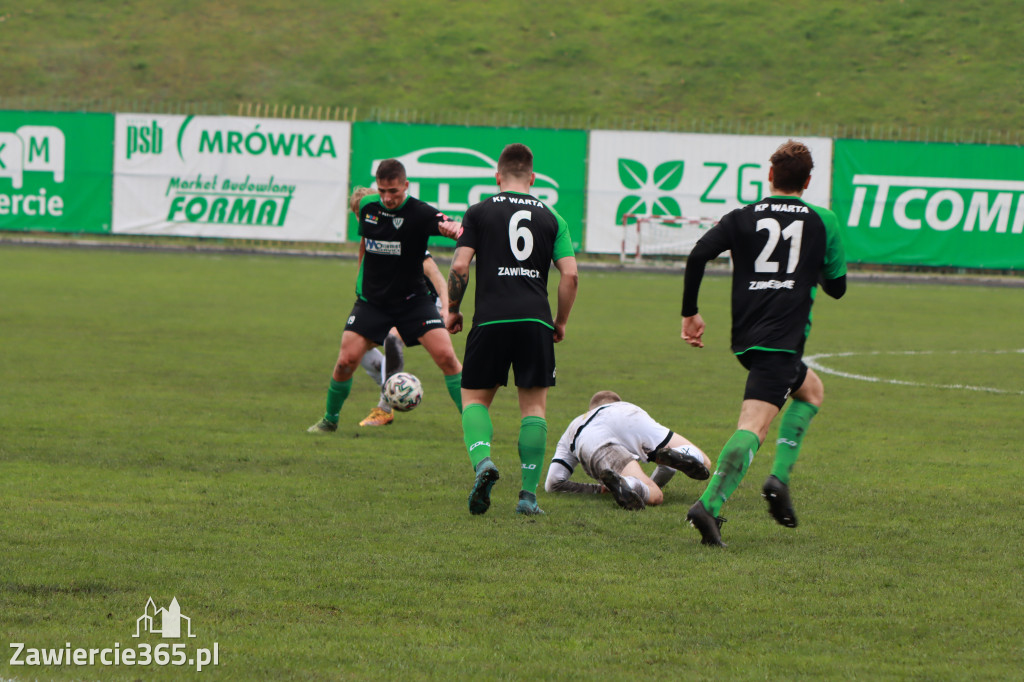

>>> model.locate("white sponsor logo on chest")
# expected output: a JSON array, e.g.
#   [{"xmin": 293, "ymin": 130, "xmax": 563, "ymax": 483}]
[{"xmin": 366, "ymin": 239, "xmax": 402, "ymax": 255}]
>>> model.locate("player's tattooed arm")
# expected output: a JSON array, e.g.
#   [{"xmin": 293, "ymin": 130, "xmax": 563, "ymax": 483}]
[{"xmin": 447, "ymin": 248, "xmax": 470, "ymax": 313}]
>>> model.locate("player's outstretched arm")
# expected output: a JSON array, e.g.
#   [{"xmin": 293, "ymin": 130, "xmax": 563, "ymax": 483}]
[
  {"xmin": 553, "ymin": 256, "xmax": 579, "ymax": 343},
  {"xmin": 446, "ymin": 246, "xmax": 474, "ymax": 334},
  {"xmin": 544, "ymin": 460, "xmax": 602, "ymax": 494}
]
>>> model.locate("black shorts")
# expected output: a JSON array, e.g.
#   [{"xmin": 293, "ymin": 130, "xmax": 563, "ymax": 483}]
[
  {"xmin": 462, "ymin": 321, "xmax": 556, "ymax": 390},
  {"xmin": 344, "ymin": 296, "xmax": 445, "ymax": 347},
  {"xmin": 737, "ymin": 350, "xmax": 808, "ymax": 408}
]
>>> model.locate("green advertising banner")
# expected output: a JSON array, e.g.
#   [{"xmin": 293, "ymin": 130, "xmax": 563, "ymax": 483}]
[
  {"xmin": 350, "ymin": 123, "xmax": 587, "ymax": 249},
  {"xmin": 833, "ymin": 139, "xmax": 1024, "ymax": 269},
  {"xmin": 0, "ymin": 112, "xmax": 114, "ymax": 233}
]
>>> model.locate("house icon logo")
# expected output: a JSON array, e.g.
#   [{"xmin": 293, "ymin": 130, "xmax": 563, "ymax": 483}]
[{"xmin": 133, "ymin": 597, "xmax": 196, "ymax": 639}]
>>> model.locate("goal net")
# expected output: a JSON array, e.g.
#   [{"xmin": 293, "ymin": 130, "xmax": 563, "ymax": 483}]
[{"xmin": 620, "ymin": 213, "xmax": 721, "ymax": 264}]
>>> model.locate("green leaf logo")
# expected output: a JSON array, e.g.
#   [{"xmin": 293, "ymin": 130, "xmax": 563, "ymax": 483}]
[
  {"xmin": 653, "ymin": 161, "xmax": 684, "ymax": 191},
  {"xmin": 616, "ymin": 195, "xmax": 645, "ymax": 225},
  {"xmin": 652, "ymin": 196, "xmax": 682, "ymax": 217},
  {"xmin": 615, "ymin": 159, "xmax": 685, "ymax": 224},
  {"xmin": 618, "ymin": 159, "xmax": 647, "ymax": 190}
]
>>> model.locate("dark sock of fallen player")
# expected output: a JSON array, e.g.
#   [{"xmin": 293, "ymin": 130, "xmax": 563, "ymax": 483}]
[
  {"xmin": 383, "ymin": 333, "xmax": 404, "ymax": 379},
  {"xmin": 651, "ymin": 465, "xmax": 676, "ymax": 488}
]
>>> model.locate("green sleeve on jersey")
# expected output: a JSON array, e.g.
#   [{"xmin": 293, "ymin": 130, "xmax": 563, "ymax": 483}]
[
  {"xmin": 357, "ymin": 194, "xmax": 380, "ymax": 237},
  {"xmin": 549, "ymin": 206, "xmax": 575, "ymax": 261},
  {"xmin": 808, "ymin": 202, "xmax": 847, "ymax": 279}
]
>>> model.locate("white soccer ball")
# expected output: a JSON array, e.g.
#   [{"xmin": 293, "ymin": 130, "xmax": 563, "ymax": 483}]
[{"xmin": 382, "ymin": 372, "xmax": 423, "ymax": 412}]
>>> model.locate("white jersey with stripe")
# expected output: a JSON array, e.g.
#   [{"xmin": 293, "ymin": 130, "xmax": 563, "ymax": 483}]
[{"xmin": 547, "ymin": 402, "xmax": 672, "ymax": 483}]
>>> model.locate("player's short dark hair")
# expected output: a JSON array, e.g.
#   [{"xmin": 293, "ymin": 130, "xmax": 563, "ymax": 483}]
[
  {"xmin": 770, "ymin": 140, "xmax": 814, "ymax": 193},
  {"xmin": 589, "ymin": 390, "xmax": 621, "ymax": 410},
  {"xmin": 376, "ymin": 159, "xmax": 407, "ymax": 183},
  {"xmin": 497, "ymin": 143, "xmax": 533, "ymax": 180}
]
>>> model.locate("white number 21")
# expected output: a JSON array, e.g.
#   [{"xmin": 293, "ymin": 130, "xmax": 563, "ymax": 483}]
[{"xmin": 754, "ymin": 218, "xmax": 803, "ymax": 273}]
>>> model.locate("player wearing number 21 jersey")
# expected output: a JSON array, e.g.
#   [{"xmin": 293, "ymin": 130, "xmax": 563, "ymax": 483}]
[
  {"xmin": 447, "ymin": 143, "xmax": 578, "ymax": 517},
  {"xmin": 680, "ymin": 139, "xmax": 846, "ymax": 546}
]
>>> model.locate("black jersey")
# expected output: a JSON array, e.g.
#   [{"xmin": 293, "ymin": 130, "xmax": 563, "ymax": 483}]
[
  {"xmin": 457, "ymin": 191, "xmax": 575, "ymax": 327},
  {"xmin": 683, "ymin": 196, "xmax": 846, "ymax": 354},
  {"xmin": 356, "ymin": 194, "xmax": 444, "ymax": 307}
]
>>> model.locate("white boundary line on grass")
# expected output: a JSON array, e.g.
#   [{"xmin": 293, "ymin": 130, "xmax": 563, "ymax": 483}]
[{"xmin": 804, "ymin": 349, "xmax": 1024, "ymax": 395}]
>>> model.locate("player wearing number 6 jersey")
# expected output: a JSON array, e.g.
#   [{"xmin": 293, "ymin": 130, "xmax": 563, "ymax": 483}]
[
  {"xmin": 447, "ymin": 143, "xmax": 579, "ymax": 516},
  {"xmin": 681, "ymin": 140, "xmax": 847, "ymax": 546}
]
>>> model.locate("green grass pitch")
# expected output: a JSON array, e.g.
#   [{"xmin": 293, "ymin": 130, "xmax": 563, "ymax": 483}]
[{"xmin": 1, "ymin": 245, "xmax": 1022, "ymax": 680}]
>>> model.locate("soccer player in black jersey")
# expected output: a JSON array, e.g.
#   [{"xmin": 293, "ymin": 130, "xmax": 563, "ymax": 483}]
[
  {"xmin": 307, "ymin": 160, "xmax": 463, "ymax": 433},
  {"xmin": 680, "ymin": 140, "xmax": 847, "ymax": 546},
  {"xmin": 446, "ymin": 143, "xmax": 579, "ymax": 516},
  {"xmin": 357, "ymin": 248, "xmax": 450, "ymax": 427}
]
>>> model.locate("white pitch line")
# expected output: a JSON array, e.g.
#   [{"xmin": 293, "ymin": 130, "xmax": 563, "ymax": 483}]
[{"xmin": 804, "ymin": 349, "xmax": 1024, "ymax": 395}]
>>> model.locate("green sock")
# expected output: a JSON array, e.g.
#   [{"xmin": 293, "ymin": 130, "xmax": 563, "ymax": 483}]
[
  {"xmin": 462, "ymin": 403, "xmax": 493, "ymax": 470},
  {"xmin": 324, "ymin": 377, "xmax": 352, "ymax": 423},
  {"xmin": 444, "ymin": 372, "xmax": 463, "ymax": 412},
  {"xmin": 771, "ymin": 400, "xmax": 819, "ymax": 485},
  {"xmin": 699, "ymin": 429, "xmax": 761, "ymax": 516},
  {"xmin": 517, "ymin": 416, "xmax": 547, "ymax": 495}
]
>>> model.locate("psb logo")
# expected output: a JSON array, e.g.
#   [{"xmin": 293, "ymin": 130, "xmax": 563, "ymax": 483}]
[
  {"xmin": 125, "ymin": 120, "xmax": 164, "ymax": 160},
  {"xmin": 347, "ymin": 315, "xmax": 356, "ymax": 325},
  {"xmin": 133, "ymin": 597, "xmax": 196, "ymax": 639},
  {"xmin": 0, "ymin": 125, "xmax": 65, "ymax": 189}
]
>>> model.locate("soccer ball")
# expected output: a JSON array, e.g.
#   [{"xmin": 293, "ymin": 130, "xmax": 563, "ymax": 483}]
[{"xmin": 382, "ymin": 372, "xmax": 423, "ymax": 412}]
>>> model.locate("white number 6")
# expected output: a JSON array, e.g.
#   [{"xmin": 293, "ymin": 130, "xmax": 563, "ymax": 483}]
[{"xmin": 508, "ymin": 210, "xmax": 534, "ymax": 261}]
